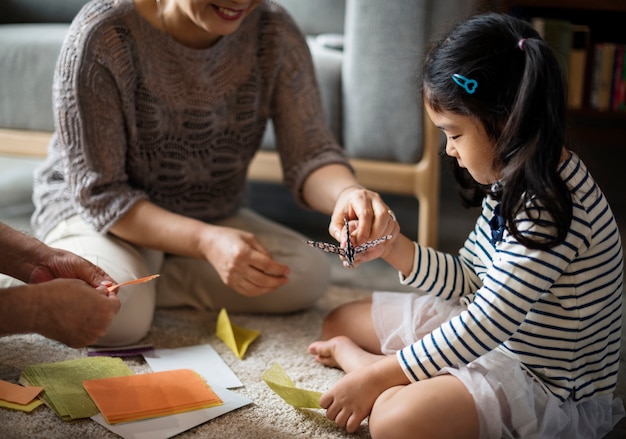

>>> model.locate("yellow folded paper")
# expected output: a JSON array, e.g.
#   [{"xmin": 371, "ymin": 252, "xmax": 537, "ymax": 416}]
[
  {"xmin": 0, "ymin": 398, "xmax": 43, "ymax": 412},
  {"xmin": 83, "ymin": 368, "xmax": 223, "ymax": 424},
  {"xmin": 215, "ymin": 308, "xmax": 260, "ymax": 359},
  {"xmin": 262, "ymin": 363, "xmax": 322, "ymax": 409}
]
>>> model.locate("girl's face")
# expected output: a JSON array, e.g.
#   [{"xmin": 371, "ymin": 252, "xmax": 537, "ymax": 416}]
[
  {"xmin": 167, "ymin": 0, "xmax": 262, "ymax": 48},
  {"xmin": 425, "ymin": 103, "xmax": 499, "ymax": 185}
]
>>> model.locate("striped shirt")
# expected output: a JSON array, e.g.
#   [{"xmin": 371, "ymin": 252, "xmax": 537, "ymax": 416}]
[{"xmin": 398, "ymin": 152, "xmax": 623, "ymax": 402}]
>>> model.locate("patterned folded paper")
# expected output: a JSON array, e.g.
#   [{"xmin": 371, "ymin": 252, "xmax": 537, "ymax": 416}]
[
  {"xmin": 215, "ymin": 308, "xmax": 260, "ymax": 359},
  {"xmin": 83, "ymin": 368, "xmax": 223, "ymax": 424},
  {"xmin": 87, "ymin": 343, "xmax": 155, "ymax": 358},
  {"xmin": 0, "ymin": 379, "xmax": 43, "ymax": 412},
  {"xmin": 19, "ymin": 356, "xmax": 133, "ymax": 421},
  {"xmin": 262, "ymin": 363, "xmax": 322, "ymax": 409}
]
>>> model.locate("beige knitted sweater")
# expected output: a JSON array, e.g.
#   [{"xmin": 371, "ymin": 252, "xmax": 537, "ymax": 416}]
[{"xmin": 32, "ymin": 0, "xmax": 348, "ymax": 240}]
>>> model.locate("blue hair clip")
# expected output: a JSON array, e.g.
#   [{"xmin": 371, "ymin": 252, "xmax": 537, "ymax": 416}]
[{"xmin": 451, "ymin": 74, "xmax": 478, "ymax": 94}]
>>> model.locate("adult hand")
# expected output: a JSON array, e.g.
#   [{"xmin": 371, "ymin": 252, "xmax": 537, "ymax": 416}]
[
  {"xmin": 30, "ymin": 278, "xmax": 121, "ymax": 348},
  {"xmin": 108, "ymin": 200, "xmax": 289, "ymax": 296},
  {"xmin": 201, "ymin": 226, "xmax": 289, "ymax": 297},
  {"xmin": 28, "ymin": 246, "xmax": 115, "ymax": 290},
  {"xmin": 329, "ymin": 186, "xmax": 400, "ymax": 268}
]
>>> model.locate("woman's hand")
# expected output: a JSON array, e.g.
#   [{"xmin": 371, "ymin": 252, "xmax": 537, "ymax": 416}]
[
  {"xmin": 330, "ymin": 186, "xmax": 400, "ymax": 268},
  {"xmin": 199, "ymin": 226, "xmax": 289, "ymax": 297}
]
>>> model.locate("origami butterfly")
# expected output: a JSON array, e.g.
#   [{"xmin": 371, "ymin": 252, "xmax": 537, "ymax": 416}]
[{"xmin": 305, "ymin": 218, "xmax": 392, "ymax": 268}]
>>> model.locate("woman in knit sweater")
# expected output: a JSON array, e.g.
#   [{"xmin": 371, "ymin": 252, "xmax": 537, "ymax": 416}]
[{"xmin": 31, "ymin": 0, "xmax": 395, "ymax": 346}]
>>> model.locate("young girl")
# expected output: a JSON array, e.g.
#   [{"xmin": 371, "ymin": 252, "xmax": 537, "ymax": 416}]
[{"xmin": 308, "ymin": 12, "xmax": 624, "ymax": 439}]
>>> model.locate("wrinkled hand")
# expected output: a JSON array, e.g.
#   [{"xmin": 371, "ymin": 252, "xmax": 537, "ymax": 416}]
[
  {"xmin": 28, "ymin": 247, "xmax": 114, "ymax": 289},
  {"xmin": 202, "ymin": 226, "xmax": 289, "ymax": 296},
  {"xmin": 321, "ymin": 367, "xmax": 384, "ymax": 433},
  {"xmin": 330, "ymin": 187, "xmax": 400, "ymax": 268},
  {"xmin": 32, "ymin": 278, "xmax": 121, "ymax": 348}
]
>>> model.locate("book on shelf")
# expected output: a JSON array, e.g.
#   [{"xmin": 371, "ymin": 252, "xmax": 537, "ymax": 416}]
[
  {"xmin": 568, "ymin": 25, "xmax": 590, "ymax": 109},
  {"xmin": 590, "ymin": 42, "xmax": 617, "ymax": 111},
  {"xmin": 588, "ymin": 42, "xmax": 626, "ymax": 112},
  {"xmin": 532, "ymin": 15, "xmax": 626, "ymax": 113},
  {"xmin": 611, "ymin": 44, "xmax": 626, "ymax": 112},
  {"xmin": 532, "ymin": 17, "xmax": 572, "ymax": 74}
]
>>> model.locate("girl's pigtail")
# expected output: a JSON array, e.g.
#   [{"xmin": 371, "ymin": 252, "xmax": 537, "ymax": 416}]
[{"xmin": 498, "ymin": 35, "xmax": 572, "ymax": 248}]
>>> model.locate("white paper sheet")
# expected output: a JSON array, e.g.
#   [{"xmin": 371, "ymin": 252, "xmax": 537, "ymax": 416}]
[{"xmin": 143, "ymin": 344, "xmax": 243, "ymax": 388}]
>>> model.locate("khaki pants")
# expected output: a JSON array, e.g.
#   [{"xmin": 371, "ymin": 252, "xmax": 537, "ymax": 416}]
[{"xmin": 22, "ymin": 209, "xmax": 330, "ymax": 346}]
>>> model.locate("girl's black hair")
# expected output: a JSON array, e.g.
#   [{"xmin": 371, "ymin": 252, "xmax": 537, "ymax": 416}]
[{"xmin": 422, "ymin": 12, "xmax": 572, "ymax": 249}]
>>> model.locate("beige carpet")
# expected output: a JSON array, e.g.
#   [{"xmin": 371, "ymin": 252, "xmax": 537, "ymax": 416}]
[
  {"xmin": 1, "ymin": 284, "xmax": 625, "ymax": 439},
  {"xmin": 0, "ymin": 286, "xmax": 373, "ymax": 439}
]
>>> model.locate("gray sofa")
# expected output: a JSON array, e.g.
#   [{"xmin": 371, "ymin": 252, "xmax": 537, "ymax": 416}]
[{"xmin": 0, "ymin": 0, "xmax": 478, "ymax": 247}]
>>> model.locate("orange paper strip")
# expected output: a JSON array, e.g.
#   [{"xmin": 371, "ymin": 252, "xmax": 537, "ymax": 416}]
[
  {"xmin": 107, "ymin": 274, "xmax": 160, "ymax": 293},
  {"xmin": 83, "ymin": 368, "xmax": 223, "ymax": 424},
  {"xmin": 0, "ymin": 379, "xmax": 43, "ymax": 405}
]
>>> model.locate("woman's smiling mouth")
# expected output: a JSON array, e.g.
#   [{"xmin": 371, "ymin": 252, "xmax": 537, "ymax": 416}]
[{"xmin": 212, "ymin": 4, "xmax": 245, "ymax": 20}]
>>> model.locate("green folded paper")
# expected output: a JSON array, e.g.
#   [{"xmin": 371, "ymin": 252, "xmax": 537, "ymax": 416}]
[
  {"xmin": 262, "ymin": 363, "xmax": 322, "ymax": 409},
  {"xmin": 19, "ymin": 356, "xmax": 133, "ymax": 421}
]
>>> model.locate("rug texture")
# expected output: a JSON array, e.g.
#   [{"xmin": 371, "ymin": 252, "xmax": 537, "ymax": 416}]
[
  {"xmin": 0, "ymin": 286, "xmax": 373, "ymax": 439},
  {"xmin": 1, "ymin": 285, "xmax": 625, "ymax": 439}
]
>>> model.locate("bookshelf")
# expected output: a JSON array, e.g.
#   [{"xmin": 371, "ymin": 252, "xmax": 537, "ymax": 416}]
[
  {"xmin": 483, "ymin": 0, "xmax": 626, "ymax": 115},
  {"xmin": 481, "ymin": 0, "xmax": 626, "ymax": 217},
  {"xmin": 490, "ymin": 0, "xmax": 626, "ymax": 13}
]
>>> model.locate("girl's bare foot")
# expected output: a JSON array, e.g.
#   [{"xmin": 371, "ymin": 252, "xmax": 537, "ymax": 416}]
[{"xmin": 308, "ymin": 335, "xmax": 384, "ymax": 373}]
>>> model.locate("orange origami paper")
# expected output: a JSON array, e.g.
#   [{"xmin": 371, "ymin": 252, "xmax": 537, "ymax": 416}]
[
  {"xmin": 107, "ymin": 274, "xmax": 160, "ymax": 293},
  {"xmin": 215, "ymin": 308, "xmax": 260, "ymax": 359},
  {"xmin": 0, "ymin": 379, "xmax": 44, "ymax": 412},
  {"xmin": 83, "ymin": 369, "xmax": 223, "ymax": 424},
  {"xmin": 0, "ymin": 379, "xmax": 43, "ymax": 405}
]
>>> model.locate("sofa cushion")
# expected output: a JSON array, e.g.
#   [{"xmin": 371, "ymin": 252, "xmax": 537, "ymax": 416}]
[
  {"xmin": 274, "ymin": 0, "xmax": 345, "ymax": 36},
  {"xmin": 0, "ymin": 24, "xmax": 68, "ymax": 131},
  {"xmin": 0, "ymin": 0, "xmax": 89, "ymax": 24},
  {"xmin": 342, "ymin": 0, "xmax": 476, "ymax": 163}
]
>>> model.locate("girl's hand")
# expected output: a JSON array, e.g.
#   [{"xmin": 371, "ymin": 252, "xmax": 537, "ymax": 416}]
[
  {"xmin": 321, "ymin": 366, "xmax": 384, "ymax": 432},
  {"xmin": 200, "ymin": 226, "xmax": 289, "ymax": 297},
  {"xmin": 321, "ymin": 355, "xmax": 409, "ymax": 432}
]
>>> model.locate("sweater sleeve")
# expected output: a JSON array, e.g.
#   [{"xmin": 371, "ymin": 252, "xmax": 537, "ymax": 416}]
[
  {"xmin": 266, "ymin": 8, "xmax": 351, "ymax": 204},
  {"xmin": 52, "ymin": 9, "xmax": 148, "ymax": 233}
]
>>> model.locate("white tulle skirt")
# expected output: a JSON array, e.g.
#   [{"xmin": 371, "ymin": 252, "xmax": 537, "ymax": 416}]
[{"xmin": 372, "ymin": 291, "xmax": 625, "ymax": 439}]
